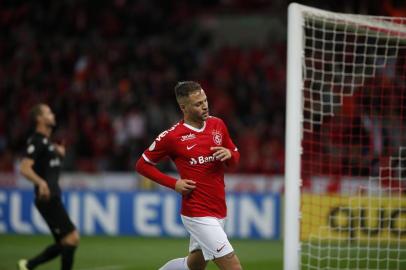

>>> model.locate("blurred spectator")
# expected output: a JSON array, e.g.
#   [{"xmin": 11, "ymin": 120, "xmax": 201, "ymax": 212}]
[
  {"xmin": 2, "ymin": 0, "xmax": 393, "ymax": 175},
  {"xmin": 383, "ymin": 0, "xmax": 406, "ymax": 17},
  {"xmin": 0, "ymin": 0, "xmax": 288, "ymax": 174}
]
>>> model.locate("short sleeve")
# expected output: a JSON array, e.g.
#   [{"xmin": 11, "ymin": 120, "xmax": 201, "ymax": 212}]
[
  {"xmin": 24, "ymin": 137, "xmax": 43, "ymax": 161},
  {"xmin": 142, "ymin": 130, "xmax": 172, "ymax": 165}
]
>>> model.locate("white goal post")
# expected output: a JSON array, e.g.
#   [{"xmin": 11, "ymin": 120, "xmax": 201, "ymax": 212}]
[
  {"xmin": 285, "ymin": 3, "xmax": 406, "ymax": 270},
  {"xmin": 284, "ymin": 3, "xmax": 304, "ymax": 270}
]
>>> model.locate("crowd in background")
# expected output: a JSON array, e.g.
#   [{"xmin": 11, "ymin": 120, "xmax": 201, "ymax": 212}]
[
  {"xmin": 0, "ymin": 0, "xmax": 404, "ymax": 174},
  {"xmin": 0, "ymin": 0, "xmax": 287, "ymax": 173}
]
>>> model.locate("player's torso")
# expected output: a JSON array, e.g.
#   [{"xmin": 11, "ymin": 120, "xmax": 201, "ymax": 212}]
[
  {"xmin": 30, "ymin": 135, "xmax": 62, "ymax": 191},
  {"xmin": 170, "ymin": 118, "xmax": 225, "ymax": 177},
  {"xmin": 151, "ymin": 117, "xmax": 229, "ymax": 217}
]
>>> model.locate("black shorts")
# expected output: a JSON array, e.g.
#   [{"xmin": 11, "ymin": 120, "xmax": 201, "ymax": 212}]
[{"xmin": 35, "ymin": 196, "xmax": 76, "ymax": 242}]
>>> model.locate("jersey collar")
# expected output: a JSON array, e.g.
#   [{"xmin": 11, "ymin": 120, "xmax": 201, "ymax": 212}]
[{"xmin": 183, "ymin": 121, "xmax": 206, "ymax": 133}]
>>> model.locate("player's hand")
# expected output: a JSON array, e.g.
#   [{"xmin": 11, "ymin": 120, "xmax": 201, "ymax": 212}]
[
  {"xmin": 175, "ymin": 179, "xmax": 196, "ymax": 195},
  {"xmin": 38, "ymin": 181, "xmax": 51, "ymax": 200},
  {"xmin": 54, "ymin": 142, "xmax": 66, "ymax": 157},
  {"xmin": 211, "ymin": 146, "xmax": 231, "ymax": 162}
]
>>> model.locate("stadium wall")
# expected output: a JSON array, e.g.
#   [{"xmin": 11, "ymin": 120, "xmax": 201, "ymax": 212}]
[
  {"xmin": 2, "ymin": 173, "xmax": 399, "ymax": 240},
  {"xmin": 0, "ymin": 189, "xmax": 280, "ymax": 239}
]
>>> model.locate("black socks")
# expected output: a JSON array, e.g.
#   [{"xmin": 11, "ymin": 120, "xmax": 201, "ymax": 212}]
[
  {"xmin": 61, "ymin": 245, "xmax": 77, "ymax": 270},
  {"xmin": 27, "ymin": 243, "xmax": 77, "ymax": 270},
  {"xmin": 27, "ymin": 243, "xmax": 62, "ymax": 269}
]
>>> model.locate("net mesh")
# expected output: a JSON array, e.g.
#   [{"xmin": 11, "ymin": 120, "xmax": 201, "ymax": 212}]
[{"xmin": 299, "ymin": 10, "xmax": 406, "ymax": 270}]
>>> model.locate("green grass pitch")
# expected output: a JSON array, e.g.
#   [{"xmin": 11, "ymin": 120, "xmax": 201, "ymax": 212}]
[
  {"xmin": 2, "ymin": 235, "xmax": 405, "ymax": 269},
  {"xmin": 0, "ymin": 235, "xmax": 282, "ymax": 270}
]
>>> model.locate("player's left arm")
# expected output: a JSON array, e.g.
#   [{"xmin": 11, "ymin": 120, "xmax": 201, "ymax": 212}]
[
  {"xmin": 54, "ymin": 141, "xmax": 66, "ymax": 157},
  {"xmin": 211, "ymin": 144, "xmax": 239, "ymax": 167}
]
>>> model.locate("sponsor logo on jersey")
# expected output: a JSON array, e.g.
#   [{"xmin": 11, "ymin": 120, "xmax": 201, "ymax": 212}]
[
  {"xmin": 186, "ymin": 144, "xmax": 197, "ymax": 150},
  {"xmin": 49, "ymin": 158, "xmax": 61, "ymax": 167},
  {"xmin": 156, "ymin": 131, "xmax": 169, "ymax": 142},
  {"xmin": 189, "ymin": 155, "xmax": 216, "ymax": 165},
  {"xmin": 181, "ymin": 133, "xmax": 196, "ymax": 141},
  {"xmin": 155, "ymin": 123, "xmax": 179, "ymax": 142},
  {"xmin": 212, "ymin": 130, "xmax": 222, "ymax": 145}
]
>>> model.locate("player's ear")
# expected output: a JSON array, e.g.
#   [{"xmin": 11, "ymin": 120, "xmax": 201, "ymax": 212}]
[
  {"xmin": 178, "ymin": 99, "xmax": 187, "ymax": 112},
  {"xmin": 179, "ymin": 103, "xmax": 186, "ymax": 113}
]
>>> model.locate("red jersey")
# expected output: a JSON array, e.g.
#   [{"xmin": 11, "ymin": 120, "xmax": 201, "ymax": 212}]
[{"xmin": 140, "ymin": 116, "xmax": 239, "ymax": 218}]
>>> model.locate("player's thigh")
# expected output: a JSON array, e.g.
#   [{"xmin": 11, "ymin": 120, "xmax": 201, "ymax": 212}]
[
  {"xmin": 182, "ymin": 216, "xmax": 233, "ymax": 261},
  {"xmin": 187, "ymin": 249, "xmax": 207, "ymax": 270},
  {"xmin": 213, "ymin": 251, "xmax": 242, "ymax": 270}
]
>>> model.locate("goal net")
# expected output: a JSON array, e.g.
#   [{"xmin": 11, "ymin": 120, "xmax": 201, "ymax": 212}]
[{"xmin": 285, "ymin": 3, "xmax": 406, "ymax": 270}]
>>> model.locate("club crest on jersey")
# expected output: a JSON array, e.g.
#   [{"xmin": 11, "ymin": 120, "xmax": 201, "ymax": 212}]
[
  {"xmin": 27, "ymin": 145, "xmax": 35, "ymax": 154},
  {"xmin": 212, "ymin": 130, "xmax": 222, "ymax": 145},
  {"xmin": 181, "ymin": 133, "xmax": 196, "ymax": 141}
]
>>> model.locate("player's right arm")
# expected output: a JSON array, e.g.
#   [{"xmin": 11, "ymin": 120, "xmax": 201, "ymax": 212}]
[
  {"xmin": 20, "ymin": 158, "xmax": 50, "ymax": 200},
  {"xmin": 135, "ymin": 158, "xmax": 196, "ymax": 195},
  {"xmin": 135, "ymin": 128, "xmax": 196, "ymax": 195},
  {"xmin": 20, "ymin": 138, "xmax": 50, "ymax": 200}
]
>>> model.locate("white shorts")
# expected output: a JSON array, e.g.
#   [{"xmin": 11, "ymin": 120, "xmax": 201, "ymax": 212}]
[{"xmin": 181, "ymin": 215, "xmax": 234, "ymax": 261}]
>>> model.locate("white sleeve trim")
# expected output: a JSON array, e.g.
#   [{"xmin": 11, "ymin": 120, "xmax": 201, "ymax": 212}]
[{"xmin": 142, "ymin": 153, "xmax": 157, "ymax": 165}]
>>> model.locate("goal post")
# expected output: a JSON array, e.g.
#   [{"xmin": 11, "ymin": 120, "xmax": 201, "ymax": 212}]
[
  {"xmin": 284, "ymin": 3, "xmax": 304, "ymax": 270},
  {"xmin": 285, "ymin": 3, "xmax": 406, "ymax": 270}
]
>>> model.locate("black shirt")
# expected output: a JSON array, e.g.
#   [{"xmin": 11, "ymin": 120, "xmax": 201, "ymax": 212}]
[{"xmin": 24, "ymin": 132, "xmax": 62, "ymax": 197}]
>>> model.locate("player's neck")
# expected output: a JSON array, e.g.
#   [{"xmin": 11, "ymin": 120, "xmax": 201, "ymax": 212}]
[
  {"xmin": 36, "ymin": 125, "xmax": 52, "ymax": 138},
  {"xmin": 184, "ymin": 118, "xmax": 204, "ymax": 129}
]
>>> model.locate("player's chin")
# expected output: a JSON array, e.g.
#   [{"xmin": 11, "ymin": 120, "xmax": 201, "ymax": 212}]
[
  {"xmin": 201, "ymin": 112, "xmax": 209, "ymax": 120},
  {"xmin": 48, "ymin": 121, "xmax": 56, "ymax": 128}
]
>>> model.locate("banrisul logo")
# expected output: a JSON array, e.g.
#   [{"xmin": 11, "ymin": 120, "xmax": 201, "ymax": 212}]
[
  {"xmin": 189, "ymin": 155, "xmax": 216, "ymax": 165},
  {"xmin": 190, "ymin": 158, "xmax": 197, "ymax": 165}
]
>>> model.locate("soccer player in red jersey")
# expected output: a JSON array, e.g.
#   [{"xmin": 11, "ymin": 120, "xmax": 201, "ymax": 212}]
[{"xmin": 136, "ymin": 81, "xmax": 242, "ymax": 270}]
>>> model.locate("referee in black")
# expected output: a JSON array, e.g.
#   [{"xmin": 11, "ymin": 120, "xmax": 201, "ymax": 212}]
[{"xmin": 18, "ymin": 103, "xmax": 79, "ymax": 270}]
